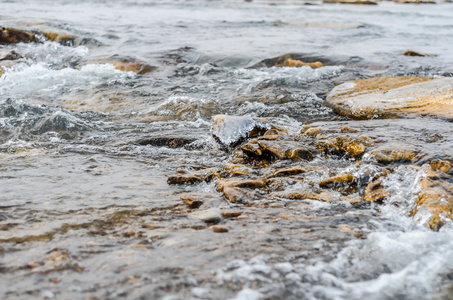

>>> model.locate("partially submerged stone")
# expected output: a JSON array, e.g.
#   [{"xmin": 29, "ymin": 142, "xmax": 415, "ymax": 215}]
[
  {"xmin": 403, "ymin": 50, "xmax": 436, "ymax": 57},
  {"xmin": 0, "ymin": 27, "xmax": 36, "ymax": 44},
  {"xmin": 211, "ymin": 115, "xmax": 271, "ymax": 148},
  {"xmin": 136, "ymin": 137, "xmax": 196, "ymax": 148},
  {"xmin": 370, "ymin": 148, "xmax": 420, "ymax": 164},
  {"xmin": 395, "ymin": 0, "xmax": 435, "ymax": 3},
  {"xmin": 276, "ymin": 58, "xmax": 323, "ymax": 69},
  {"xmin": 42, "ymin": 31, "xmax": 75, "ymax": 46},
  {"xmin": 79, "ymin": 56, "xmax": 157, "ymax": 75},
  {"xmin": 327, "ymin": 76, "xmax": 453, "ymax": 120},
  {"xmin": 167, "ymin": 168, "xmax": 220, "ymax": 185},
  {"xmin": 323, "ymin": 0, "xmax": 377, "ymax": 4},
  {"xmin": 180, "ymin": 194, "xmax": 204, "ymax": 209},
  {"xmin": 191, "ymin": 209, "xmax": 222, "ymax": 224}
]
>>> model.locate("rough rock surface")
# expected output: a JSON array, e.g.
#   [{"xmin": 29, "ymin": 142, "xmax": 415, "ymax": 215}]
[
  {"xmin": 170, "ymin": 118, "xmax": 453, "ymax": 231},
  {"xmin": 326, "ymin": 76, "xmax": 453, "ymax": 120}
]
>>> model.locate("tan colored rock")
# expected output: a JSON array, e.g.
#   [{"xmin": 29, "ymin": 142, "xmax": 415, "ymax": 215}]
[
  {"xmin": 211, "ymin": 225, "xmax": 229, "ymax": 233},
  {"xmin": 363, "ymin": 179, "xmax": 387, "ymax": 202},
  {"xmin": 222, "ymin": 163, "xmax": 250, "ymax": 177},
  {"xmin": 324, "ymin": 0, "xmax": 377, "ymax": 4},
  {"xmin": 216, "ymin": 178, "xmax": 266, "ymax": 191},
  {"xmin": 278, "ymin": 190, "xmax": 333, "ymax": 202},
  {"xmin": 403, "ymin": 50, "xmax": 436, "ymax": 57},
  {"xmin": 370, "ymin": 148, "xmax": 420, "ymax": 164},
  {"xmin": 430, "ymin": 159, "xmax": 452, "ymax": 173},
  {"xmin": 274, "ymin": 166, "xmax": 308, "ymax": 177},
  {"xmin": 395, "ymin": 0, "xmax": 435, "ymax": 3},
  {"xmin": 276, "ymin": 58, "xmax": 323, "ymax": 69},
  {"xmin": 319, "ymin": 174, "xmax": 356, "ymax": 188},
  {"xmin": 42, "ymin": 31, "xmax": 75, "ymax": 46},
  {"xmin": 327, "ymin": 76, "xmax": 453, "ymax": 120},
  {"xmin": 0, "ymin": 27, "xmax": 36, "ymax": 44},
  {"xmin": 167, "ymin": 168, "xmax": 220, "ymax": 185},
  {"xmin": 221, "ymin": 210, "xmax": 242, "ymax": 218},
  {"xmin": 223, "ymin": 187, "xmax": 248, "ymax": 203},
  {"xmin": 180, "ymin": 194, "xmax": 204, "ymax": 209}
]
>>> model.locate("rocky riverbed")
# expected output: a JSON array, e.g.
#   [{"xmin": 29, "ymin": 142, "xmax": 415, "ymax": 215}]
[{"xmin": 1, "ymin": 1, "xmax": 453, "ymax": 299}]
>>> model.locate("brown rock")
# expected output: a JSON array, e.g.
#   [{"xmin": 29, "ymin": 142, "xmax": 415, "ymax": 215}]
[
  {"xmin": 276, "ymin": 58, "xmax": 323, "ymax": 69},
  {"xmin": 180, "ymin": 194, "xmax": 204, "ymax": 209},
  {"xmin": 0, "ymin": 27, "xmax": 36, "ymax": 44},
  {"xmin": 370, "ymin": 148, "xmax": 420, "ymax": 164},
  {"xmin": 274, "ymin": 166, "xmax": 308, "ymax": 177},
  {"xmin": 430, "ymin": 159, "xmax": 452, "ymax": 173},
  {"xmin": 211, "ymin": 225, "xmax": 229, "ymax": 233},
  {"xmin": 222, "ymin": 163, "xmax": 250, "ymax": 177},
  {"xmin": 363, "ymin": 179, "xmax": 387, "ymax": 202},
  {"xmin": 221, "ymin": 210, "xmax": 242, "ymax": 218},
  {"xmin": 42, "ymin": 31, "xmax": 75, "ymax": 46},
  {"xmin": 324, "ymin": 0, "xmax": 377, "ymax": 4},
  {"xmin": 327, "ymin": 77, "xmax": 453, "ymax": 120},
  {"xmin": 319, "ymin": 174, "xmax": 356, "ymax": 190},
  {"xmin": 403, "ymin": 50, "xmax": 436, "ymax": 57},
  {"xmin": 223, "ymin": 187, "xmax": 248, "ymax": 203},
  {"xmin": 216, "ymin": 178, "xmax": 266, "ymax": 191},
  {"xmin": 340, "ymin": 126, "xmax": 359, "ymax": 133},
  {"xmin": 168, "ymin": 169, "xmax": 219, "ymax": 185}
]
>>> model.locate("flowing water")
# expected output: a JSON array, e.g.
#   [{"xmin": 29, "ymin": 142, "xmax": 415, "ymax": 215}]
[{"xmin": 1, "ymin": 1, "xmax": 453, "ymax": 299}]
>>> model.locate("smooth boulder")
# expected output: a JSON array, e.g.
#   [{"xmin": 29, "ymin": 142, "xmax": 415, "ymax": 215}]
[{"xmin": 326, "ymin": 76, "xmax": 453, "ymax": 120}]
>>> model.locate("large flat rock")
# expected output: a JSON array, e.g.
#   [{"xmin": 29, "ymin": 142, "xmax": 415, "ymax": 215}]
[{"xmin": 326, "ymin": 76, "xmax": 453, "ymax": 120}]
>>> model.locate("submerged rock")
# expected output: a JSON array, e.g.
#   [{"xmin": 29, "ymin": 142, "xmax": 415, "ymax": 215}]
[
  {"xmin": 211, "ymin": 115, "xmax": 271, "ymax": 148},
  {"xmin": 79, "ymin": 56, "xmax": 157, "ymax": 75},
  {"xmin": 326, "ymin": 76, "xmax": 453, "ymax": 120}
]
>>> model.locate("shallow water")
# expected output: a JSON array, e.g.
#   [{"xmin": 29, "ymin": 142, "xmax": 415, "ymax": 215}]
[{"xmin": 1, "ymin": 1, "xmax": 453, "ymax": 299}]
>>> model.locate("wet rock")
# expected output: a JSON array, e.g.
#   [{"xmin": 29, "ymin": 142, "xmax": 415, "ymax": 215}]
[
  {"xmin": 370, "ymin": 147, "xmax": 420, "ymax": 165},
  {"xmin": 404, "ymin": 50, "xmax": 436, "ymax": 57},
  {"xmin": 167, "ymin": 169, "xmax": 220, "ymax": 185},
  {"xmin": 223, "ymin": 187, "xmax": 248, "ymax": 203},
  {"xmin": 395, "ymin": 0, "xmax": 435, "ymax": 3},
  {"xmin": 136, "ymin": 137, "xmax": 196, "ymax": 148},
  {"xmin": 216, "ymin": 178, "xmax": 267, "ymax": 191},
  {"xmin": 222, "ymin": 163, "xmax": 250, "ymax": 177},
  {"xmin": 273, "ymin": 166, "xmax": 307, "ymax": 177},
  {"xmin": 180, "ymin": 194, "xmax": 204, "ymax": 209},
  {"xmin": 319, "ymin": 174, "xmax": 357, "ymax": 194},
  {"xmin": 0, "ymin": 27, "xmax": 36, "ymax": 44},
  {"xmin": 191, "ymin": 209, "xmax": 222, "ymax": 224},
  {"xmin": 276, "ymin": 58, "xmax": 323, "ymax": 69},
  {"xmin": 0, "ymin": 50, "xmax": 22, "ymax": 61},
  {"xmin": 316, "ymin": 136, "xmax": 365, "ymax": 158},
  {"xmin": 239, "ymin": 137, "xmax": 317, "ymax": 163},
  {"xmin": 31, "ymin": 111, "xmax": 93, "ymax": 135},
  {"xmin": 326, "ymin": 76, "xmax": 453, "ymax": 120},
  {"xmin": 80, "ymin": 56, "xmax": 157, "ymax": 75},
  {"xmin": 274, "ymin": 190, "xmax": 334, "ymax": 202},
  {"xmin": 363, "ymin": 179, "xmax": 387, "ymax": 202},
  {"xmin": 42, "ymin": 31, "xmax": 75, "ymax": 46},
  {"xmin": 323, "ymin": 0, "xmax": 377, "ymax": 4},
  {"xmin": 211, "ymin": 115, "xmax": 271, "ymax": 148},
  {"xmin": 210, "ymin": 225, "xmax": 229, "ymax": 233},
  {"xmin": 221, "ymin": 210, "xmax": 242, "ymax": 218}
]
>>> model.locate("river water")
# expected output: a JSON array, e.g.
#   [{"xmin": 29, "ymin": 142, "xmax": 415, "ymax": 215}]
[{"xmin": 1, "ymin": 1, "xmax": 453, "ymax": 299}]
